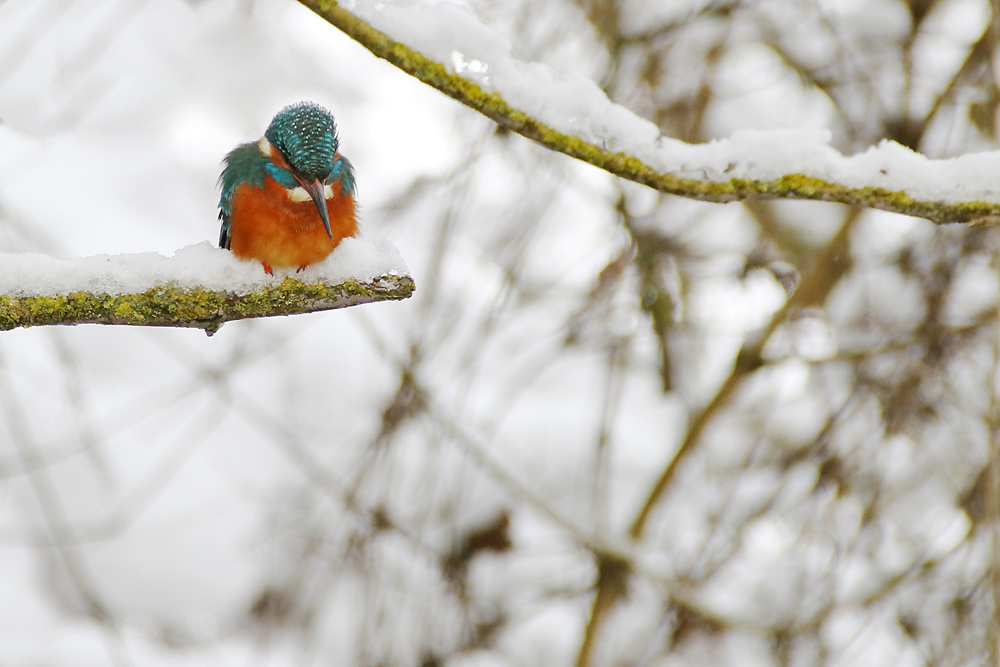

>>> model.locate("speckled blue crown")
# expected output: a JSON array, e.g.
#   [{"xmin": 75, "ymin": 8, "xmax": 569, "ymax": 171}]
[{"xmin": 264, "ymin": 102, "xmax": 339, "ymax": 180}]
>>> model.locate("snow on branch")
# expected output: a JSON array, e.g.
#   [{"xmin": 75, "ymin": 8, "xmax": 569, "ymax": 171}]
[
  {"xmin": 0, "ymin": 239, "xmax": 414, "ymax": 335},
  {"xmin": 299, "ymin": 0, "xmax": 1000, "ymax": 225}
]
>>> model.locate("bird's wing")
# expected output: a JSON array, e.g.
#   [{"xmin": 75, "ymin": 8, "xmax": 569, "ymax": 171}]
[{"xmin": 218, "ymin": 141, "xmax": 269, "ymax": 249}]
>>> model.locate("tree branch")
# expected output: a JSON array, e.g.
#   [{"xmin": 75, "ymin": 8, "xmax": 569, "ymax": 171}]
[
  {"xmin": 628, "ymin": 208, "xmax": 859, "ymax": 540},
  {"xmin": 299, "ymin": 0, "xmax": 1000, "ymax": 225},
  {"xmin": 0, "ymin": 273, "xmax": 415, "ymax": 336}
]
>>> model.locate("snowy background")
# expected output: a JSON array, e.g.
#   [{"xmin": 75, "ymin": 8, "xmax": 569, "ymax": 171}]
[{"xmin": 0, "ymin": 0, "xmax": 999, "ymax": 665}]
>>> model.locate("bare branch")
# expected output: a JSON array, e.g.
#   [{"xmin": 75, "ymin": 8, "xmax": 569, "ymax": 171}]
[{"xmin": 629, "ymin": 208, "xmax": 860, "ymax": 540}]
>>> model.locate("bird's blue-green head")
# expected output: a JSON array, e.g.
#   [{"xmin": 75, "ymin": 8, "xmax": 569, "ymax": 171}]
[
  {"xmin": 264, "ymin": 101, "xmax": 344, "ymax": 239},
  {"xmin": 265, "ymin": 101, "xmax": 339, "ymax": 180}
]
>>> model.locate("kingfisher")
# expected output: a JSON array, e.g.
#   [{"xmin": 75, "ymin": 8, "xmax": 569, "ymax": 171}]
[{"xmin": 218, "ymin": 101, "xmax": 357, "ymax": 274}]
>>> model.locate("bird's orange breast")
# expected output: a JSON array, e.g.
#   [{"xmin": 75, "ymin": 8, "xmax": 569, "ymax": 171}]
[{"xmin": 227, "ymin": 176, "xmax": 357, "ymax": 272}]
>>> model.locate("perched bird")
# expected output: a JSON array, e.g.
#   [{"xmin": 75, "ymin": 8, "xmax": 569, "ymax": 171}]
[{"xmin": 218, "ymin": 102, "xmax": 357, "ymax": 274}]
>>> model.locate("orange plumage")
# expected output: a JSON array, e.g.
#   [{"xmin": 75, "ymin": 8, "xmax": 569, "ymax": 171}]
[{"xmin": 226, "ymin": 176, "xmax": 356, "ymax": 274}]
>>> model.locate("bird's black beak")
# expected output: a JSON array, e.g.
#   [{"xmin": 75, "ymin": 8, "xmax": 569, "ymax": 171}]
[{"xmin": 298, "ymin": 176, "xmax": 333, "ymax": 240}]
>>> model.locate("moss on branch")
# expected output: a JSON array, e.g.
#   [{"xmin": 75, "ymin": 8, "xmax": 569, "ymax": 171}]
[
  {"xmin": 0, "ymin": 273, "xmax": 415, "ymax": 336},
  {"xmin": 299, "ymin": 0, "xmax": 1000, "ymax": 225}
]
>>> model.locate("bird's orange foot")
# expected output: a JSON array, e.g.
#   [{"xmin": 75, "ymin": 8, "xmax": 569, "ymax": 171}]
[{"xmin": 262, "ymin": 263, "xmax": 273, "ymax": 275}]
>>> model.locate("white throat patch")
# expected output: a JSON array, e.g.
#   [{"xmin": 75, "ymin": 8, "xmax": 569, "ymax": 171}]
[{"xmin": 288, "ymin": 184, "xmax": 335, "ymax": 202}]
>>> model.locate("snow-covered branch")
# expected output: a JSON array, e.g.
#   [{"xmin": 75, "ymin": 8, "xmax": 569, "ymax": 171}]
[
  {"xmin": 299, "ymin": 0, "xmax": 1000, "ymax": 225},
  {"xmin": 0, "ymin": 239, "xmax": 414, "ymax": 335}
]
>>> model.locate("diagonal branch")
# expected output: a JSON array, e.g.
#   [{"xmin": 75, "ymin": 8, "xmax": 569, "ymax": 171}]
[
  {"xmin": 628, "ymin": 208, "xmax": 860, "ymax": 540},
  {"xmin": 299, "ymin": 0, "xmax": 1000, "ymax": 225}
]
